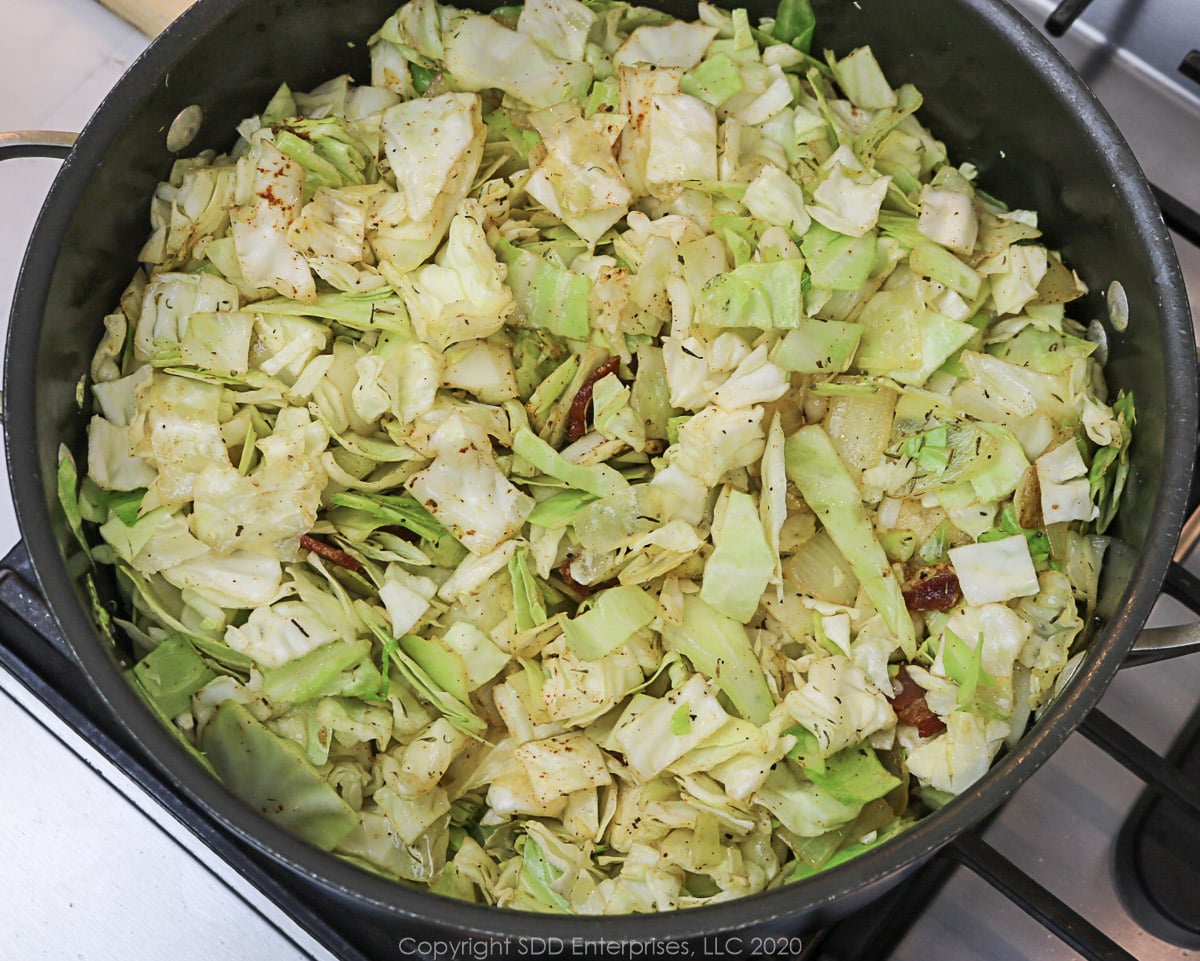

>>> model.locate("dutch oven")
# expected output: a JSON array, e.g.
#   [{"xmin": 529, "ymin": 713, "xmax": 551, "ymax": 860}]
[{"xmin": 2, "ymin": 0, "xmax": 1196, "ymax": 949}]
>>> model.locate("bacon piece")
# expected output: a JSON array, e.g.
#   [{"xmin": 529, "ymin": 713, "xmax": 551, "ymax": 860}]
[
  {"xmin": 300, "ymin": 534, "xmax": 363, "ymax": 573},
  {"xmin": 564, "ymin": 356, "xmax": 621, "ymax": 444},
  {"xmin": 889, "ymin": 665, "xmax": 946, "ymax": 737},
  {"xmin": 902, "ymin": 563, "xmax": 962, "ymax": 612},
  {"xmin": 558, "ymin": 558, "xmax": 594, "ymax": 598},
  {"xmin": 557, "ymin": 558, "xmax": 620, "ymax": 602},
  {"xmin": 380, "ymin": 524, "xmax": 421, "ymax": 544}
]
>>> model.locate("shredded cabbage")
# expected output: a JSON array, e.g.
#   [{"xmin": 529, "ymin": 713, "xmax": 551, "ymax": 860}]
[{"xmin": 71, "ymin": 0, "xmax": 1132, "ymax": 916}]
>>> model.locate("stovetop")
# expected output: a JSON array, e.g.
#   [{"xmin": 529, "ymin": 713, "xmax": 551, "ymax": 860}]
[{"xmin": 1, "ymin": 1, "xmax": 1198, "ymax": 960}]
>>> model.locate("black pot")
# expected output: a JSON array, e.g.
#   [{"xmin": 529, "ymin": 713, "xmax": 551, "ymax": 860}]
[{"xmin": 3, "ymin": 0, "xmax": 1196, "ymax": 946}]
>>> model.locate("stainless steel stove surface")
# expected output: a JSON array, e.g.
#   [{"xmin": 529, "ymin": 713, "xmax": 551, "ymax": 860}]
[{"xmin": 1, "ymin": 1, "xmax": 1198, "ymax": 959}]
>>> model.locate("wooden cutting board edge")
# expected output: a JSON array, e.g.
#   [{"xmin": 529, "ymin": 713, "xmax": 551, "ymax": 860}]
[{"xmin": 98, "ymin": 0, "xmax": 198, "ymax": 36}]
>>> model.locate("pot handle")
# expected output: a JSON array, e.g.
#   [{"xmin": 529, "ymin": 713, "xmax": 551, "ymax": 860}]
[
  {"xmin": 0, "ymin": 131, "xmax": 77, "ymax": 162},
  {"xmin": 1125, "ymin": 623, "xmax": 1200, "ymax": 667}
]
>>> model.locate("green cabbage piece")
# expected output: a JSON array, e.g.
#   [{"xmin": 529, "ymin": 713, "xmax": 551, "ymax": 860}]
[
  {"xmin": 801, "ymin": 222, "xmax": 877, "ymax": 292},
  {"xmin": 360, "ymin": 604, "xmax": 486, "ymax": 736},
  {"xmin": 807, "ymin": 151, "xmax": 890, "ymax": 238},
  {"xmin": 591, "ymin": 373, "xmax": 646, "ymax": 450},
  {"xmin": 1089, "ymin": 390, "xmax": 1135, "ymax": 534},
  {"xmin": 273, "ymin": 117, "xmax": 372, "ymax": 200},
  {"xmin": 790, "ymin": 815, "xmax": 909, "ymax": 880},
  {"xmin": 613, "ymin": 675, "xmax": 734, "ymax": 780},
  {"xmin": 888, "ymin": 309, "xmax": 977, "ymax": 387},
  {"xmin": 370, "ymin": 0, "xmax": 448, "ymax": 70},
  {"xmin": 771, "ymin": 319, "xmax": 863, "ymax": 374},
  {"xmin": 442, "ymin": 622, "xmax": 511, "ymax": 690},
  {"xmin": 785, "ymin": 425, "xmax": 916, "ymax": 657},
  {"xmin": 696, "ymin": 260, "xmax": 808, "ymax": 329},
  {"xmin": 989, "ymin": 324, "xmax": 1096, "ymax": 374},
  {"xmin": 518, "ymin": 0, "xmax": 596, "ymax": 61},
  {"xmin": 376, "ymin": 92, "xmax": 486, "ymax": 275},
  {"xmin": 399, "ymin": 633, "xmax": 471, "ymax": 703},
  {"xmin": 399, "ymin": 205, "xmax": 515, "ymax": 350},
  {"xmin": 130, "ymin": 634, "xmax": 217, "ymax": 719},
  {"xmin": 261, "ymin": 638, "xmax": 374, "ymax": 705},
  {"xmin": 854, "ymin": 284, "xmax": 976, "ymax": 385},
  {"xmin": 231, "ymin": 137, "xmax": 315, "ymax": 301},
  {"xmin": 629, "ymin": 344, "xmax": 675, "ymax": 441},
  {"xmin": 804, "ymin": 744, "xmax": 901, "ymax": 806},
  {"xmin": 526, "ymin": 488, "xmax": 600, "ymax": 529},
  {"xmin": 660, "ymin": 594, "xmax": 774, "ymax": 724},
  {"xmin": 509, "ymin": 548, "xmax": 549, "ymax": 632},
  {"xmin": 936, "ymin": 423, "xmax": 1029, "ymax": 510},
  {"xmin": 771, "ymin": 0, "xmax": 816, "ymax": 50},
  {"xmin": 203, "ymin": 699, "xmax": 359, "ymax": 850},
  {"xmin": 329, "ymin": 491, "xmax": 449, "ymax": 543},
  {"xmin": 681, "ymin": 52, "xmax": 745, "ymax": 106},
  {"xmin": 512, "ymin": 427, "xmax": 628, "ymax": 497},
  {"xmin": 755, "ymin": 760, "xmax": 862, "ymax": 837},
  {"xmin": 134, "ymin": 272, "xmax": 240, "ymax": 363},
  {"xmin": 526, "ymin": 108, "xmax": 632, "ymax": 244},
  {"xmin": 442, "ymin": 11, "xmax": 593, "ymax": 109},
  {"xmin": 563, "ymin": 584, "xmax": 658, "ymax": 660},
  {"xmin": 831, "ymin": 46, "xmax": 897, "ymax": 110},
  {"xmin": 252, "ymin": 290, "xmax": 411, "ymax": 335},
  {"xmin": 909, "ymin": 240, "xmax": 983, "ymax": 300},
  {"xmin": 494, "ymin": 238, "xmax": 592, "ymax": 340},
  {"xmin": 56, "ymin": 446, "xmax": 92, "ymax": 562},
  {"xmin": 743, "ymin": 164, "xmax": 812, "ymax": 236},
  {"xmin": 700, "ymin": 489, "xmax": 775, "ymax": 623},
  {"xmin": 406, "ymin": 417, "xmax": 535, "ymax": 555}
]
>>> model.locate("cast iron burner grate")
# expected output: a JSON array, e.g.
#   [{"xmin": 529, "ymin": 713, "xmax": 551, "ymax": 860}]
[
  {"xmin": 1114, "ymin": 698, "xmax": 1200, "ymax": 949},
  {"xmin": 1039, "ymin": 0, "xmax": 1200, "ymax": 249}
]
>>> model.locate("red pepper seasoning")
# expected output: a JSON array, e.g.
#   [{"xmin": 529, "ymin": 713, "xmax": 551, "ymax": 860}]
[
  {"xmin": 564, "ymin": 356, "xmax": 621, "ymax": 444},
  {"xmin": 300, "ymin": 534, "xmax": 363, "ymax": 573}
]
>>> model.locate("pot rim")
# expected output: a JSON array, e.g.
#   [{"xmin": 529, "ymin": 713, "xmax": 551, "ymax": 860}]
[{"xmin": 4, "ymin": 0, "xmax": 1196, "ymax": 941}]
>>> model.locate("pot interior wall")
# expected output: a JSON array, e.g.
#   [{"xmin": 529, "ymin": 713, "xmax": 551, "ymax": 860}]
[{"xmin": 4, "ymin": 0, "xmax": 1192, "ymax": 941}]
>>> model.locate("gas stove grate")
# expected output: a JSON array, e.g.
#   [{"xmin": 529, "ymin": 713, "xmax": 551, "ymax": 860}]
[
  {"xmin": 1153, "ymin": 186, "xmax": 1200, "ymax": 250},
  {"xmin": 1047, "ymin": 0, "xmax": 1096, "ymax": 37},
  {"xmin": 1113, "ymin": 696, "xmax": 1200, "ymax": 949},
  {"xmin": 1181, "ymin": 50, "xmax": 1200, "ymax": 87},
  {"xmin": 1044, "ymin": 0, "xmax": 1200, "ymax": 250}
]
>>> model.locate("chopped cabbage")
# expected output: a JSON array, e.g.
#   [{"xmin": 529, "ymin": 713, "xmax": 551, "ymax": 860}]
[
  {"xmin": 73, "ymin": 0, "xmax": 1132, "ymax": 917},
  {"xmin": 406, "ymin": 415, "xmax": 535, "ymax": 555},
  {"xmin": 948, "ymin": 536, "xmax": 1040, "ymax": 605}
]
